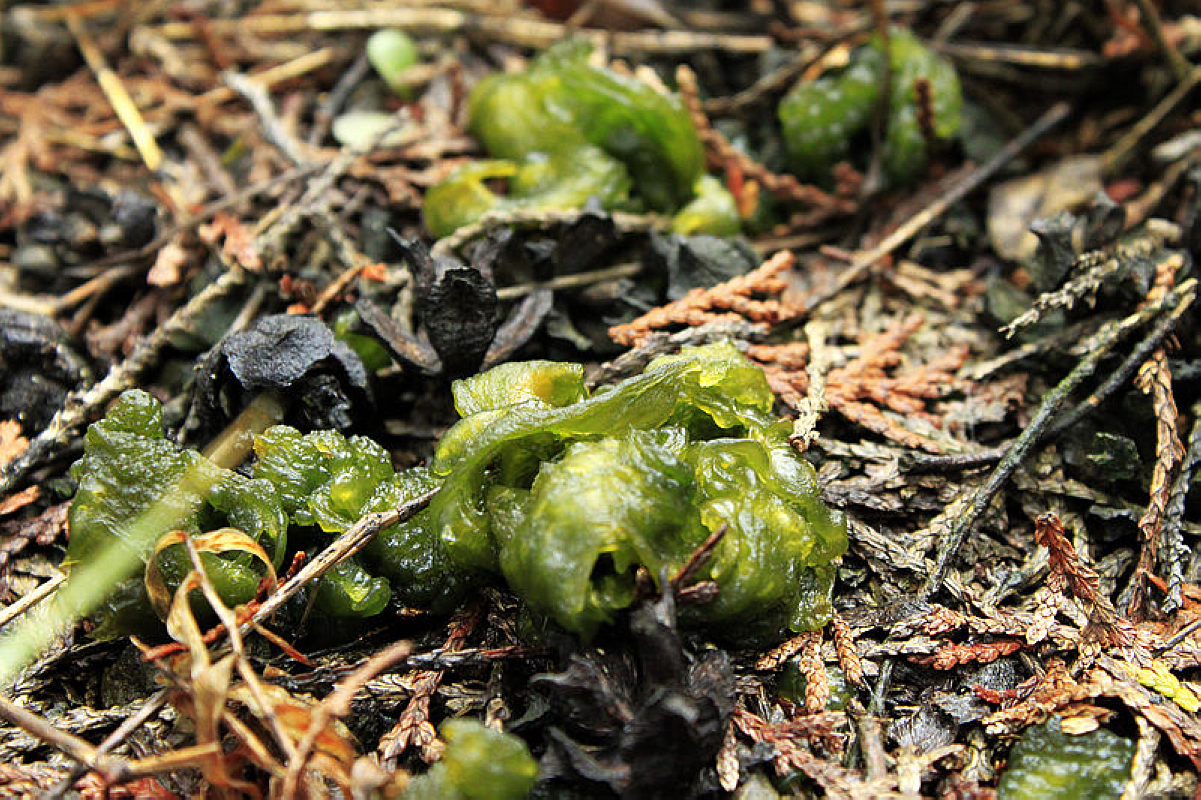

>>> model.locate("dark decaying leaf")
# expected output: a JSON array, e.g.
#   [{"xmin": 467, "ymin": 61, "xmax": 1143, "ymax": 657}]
[
  {"xmin": 187, "ymin": 314, "xmax": 371, "ymax": 441},
  {"xmin": 532, "ymin": 590, "xmax": 734, "ymax": 797},
  {"xmin": 0, "ymin": 310, "xmax": 89, "ymax": 433},
  {"xmin": 399, "ymin": 235, "xmax": 498, "ymax": 377},
  {"xmin": 649, "ymin": 232, "xmax": 761, "ymax": 301}
]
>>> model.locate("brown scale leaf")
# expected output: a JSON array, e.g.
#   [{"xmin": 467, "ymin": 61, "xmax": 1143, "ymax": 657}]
[
  {"xmin": 911, "ymin": 639, "xmax": 1024, "ymax": 670},
  {"xmin": 829, "ymin": 612, "xmax": 865, "ymax": 687},
  {"xmin": 378, "ymin": 603, "xmax": 483, "ymax": 765},
  {"xmin": 797, "ymin": 629, "xmax": 829, "ymax": 714},
  {"xmin": 199, "ymin": 211, "xmax": 263, "ymax": 272},
  {"xmin": 1035, "ymin": 512, "xmax": 1137, "ymax": 648},
  {"xmin": 1131, "ymin": 347, "xmax": 1183, "ymax": 617},
  {"xmin": 756, "ymin": 630, "xmax": 810, "ymax": 671}
]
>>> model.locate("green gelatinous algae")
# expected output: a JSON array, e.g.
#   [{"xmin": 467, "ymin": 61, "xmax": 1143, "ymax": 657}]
[
  {"xmin": 779, "ymin": 27, "xmax": 961, "ymax": 184},
  {"xmin": 424, "ymin": 149, "xmax": 631, "ymax": 238},
  {"xmin": 70, "ymin": 345, "xmax": 846, "ymax": 644},
  {"xmin": 429, "ymin": 341, "xmax": 847, "ymax": 643},
  {"xmin": 997, "ymin": 718, "xmax": 1134, "ymax": 800},
  {"xmin": 252, "ymin": 426, "xmax": 470, "ymax": 615},
  {"xmin": 66, "ymin": 390, "xmax": 287, "ymax": 638},
  {"xmin": 401, "ymin": 719, "xmax": 537, "ymax": 800},
  {"xmin": 779, "ymin": 46, "xmax": 883, "ymax": 178},
  {"xmin": 879, "ymin": 28, "xmax": 963, "ymax": 184},
  {"xmin": 775, "ymin": 662, "xmax": 854, "ymax": 711},
  {"xmin": 426, "ymin": 40, "xmax": 704, "ymax": 235}
]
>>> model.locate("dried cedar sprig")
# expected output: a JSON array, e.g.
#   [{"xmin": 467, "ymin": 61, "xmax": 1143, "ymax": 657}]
[
  {"xmin": 378, "ymin": 602, "xmax": 483, "ymax": 765},
  {"xmin": 1130, "ymin": 348, "xmax": 1184, "ymax": 617},
  {"xmin": 609, "ymin": 250, "xmax": 799, "ymax": 347},
  {"xmin": 1035, "ymin": 513, "xmax": 1137, "ymax": 649},
  {"xmin": 911, "ymin": 639, "xmax": 1024, "ymax": 670},
  {"xmin": 797, "ymin": 629, "xmax": 829, "ymax": 714},
  {"xmin": 1163, "ymin": 400, "xmax": 1201, "ymax": 611},
  {"xmin": 829, "ymin": 612, "xmax": 865, "ymax": 688}
]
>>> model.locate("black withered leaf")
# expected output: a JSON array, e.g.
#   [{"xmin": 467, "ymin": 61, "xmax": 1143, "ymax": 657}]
[
  {"xmin": 0, "ymin": 310, "xmax": 89, "ymax": 432},
  {"xmin": 110, "ymin": 189, "xmax": 159, "ymax": 249},
  {"xmin": 1082, "ymin": 190, "xmax": 1125, "ymax": 251},
  {"xmin": 395, "ymin": 234, "xmax": 498, "ymax": 377},
  {"xmin": 1029, "ymin": 212, "xmax": 1077, "ymax": 292},
  {"xmin": 553, "ymin": 209, "xmax": 620, "ymax": 275},
  {"xmin": 648, "ymin": 233, "xmax": 760, "ymax": 301},
  {"xmin": 532, "ymin": 589, "xmax": 734, "ymax": 798},
  {"xmin": 188, "ymin": 314, "xmax": 371, "ymax": 440}
]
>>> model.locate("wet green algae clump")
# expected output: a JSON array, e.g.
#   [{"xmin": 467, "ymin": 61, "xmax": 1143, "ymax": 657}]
[
  {"xmin": 424, "ymin": 41, "xmax": 740, "ymax": 238},
  {"xmin": 67, "ymin": 342, "xmax": 846, "ymax": 646},
  {"xmin": 996, "ymin": 718, "xmax": 1134, "ymax": 800}
]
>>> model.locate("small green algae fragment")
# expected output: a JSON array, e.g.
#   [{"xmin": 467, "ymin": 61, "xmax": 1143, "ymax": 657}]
[
  {"xmin": 996, "ymin": 718, "xmax": 1134, "ymax": 800},
  {"xmin": 401, "ymin": 718, "xmax": 537, "ymax": 800},
  {"xmin": 775, "ymin": 662, "xmax": 854, "ymax": 710},
  {"xmin": 366, "ymin": 29, "xmax": 419, "ymax": 98},
  {"xmin": 672, "ymin": 176, "xmax": 741, "ymax": 237}
]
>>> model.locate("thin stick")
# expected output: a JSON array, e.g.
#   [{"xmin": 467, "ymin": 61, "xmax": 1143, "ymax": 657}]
[
  {"xmin": 496, "ymin": 262, "xmax": 642, "ymax": 301},
  {"xmin": 0, "ymin": 694, "xmax": 131, "ymax": 784},
  {"xmin": 223, "ymin": 70, "xmax": 311, "ymax": 167},
  {"xmin": 248, "ymin": 490, "xmax": 437, "ymax": 629},
  {"xmin": 1130, "ymin": 0, "xmax": 1192, "ymax": 81},
  {"xmin": 281, "ymin": 638, "xmax": 415, "ymax": 797},
  {"xmin": 0, "ymin": 572, "xmax": 66, "ymax": 629},
  {"xmin": 150, "ymin": 10, "xmax": 773, "ymax": 55},
  {"xmin": 45, "ymin": 690, "xmax": 171, "ymax": 799},
  {"xmin": 66, "ymin": 12, "xmax": 163, "ymax": 172},
  {"xmin": 1104, "ymin": 66, "xmax": 1201, "ymax": 174},
  {"xmin": 797, "ymin": 101, "xmax": 1071, "ymax": 320}
]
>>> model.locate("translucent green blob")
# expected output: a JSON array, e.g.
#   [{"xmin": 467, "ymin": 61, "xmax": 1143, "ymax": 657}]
[
  {"xmin": 997, "ymin": 719, "xmax": 1134, "ymax": 800},
  {"xmin": 366, "ymin": 29, "xmax": 419, "ymax": 98},
  {"xmin": 401, "ymin": 719, "xmax": 537, "ymax": 800},
  {"xmin": 66, "ymin": 390, "xmax": 287, "ymax": 638},
  {"xmin": 252, "ymin": 426, "xmax": 469, "ymax": 616},
  {"xmin": 426, "ymin": 40, "xmax": 705, "ymax": 235},
  {"xmin": 429, "ymin": 342, "xmax": 847, "ymax": 644}
]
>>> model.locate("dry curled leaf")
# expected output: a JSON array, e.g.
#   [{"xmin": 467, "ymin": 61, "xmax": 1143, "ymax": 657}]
[
  {"xmin": 0, "ymin": 419, "xmax": 28, "ymax": 469},
  {"xmin": 199, "ymin": 211, "xmax": 262, "ymax": 271}
]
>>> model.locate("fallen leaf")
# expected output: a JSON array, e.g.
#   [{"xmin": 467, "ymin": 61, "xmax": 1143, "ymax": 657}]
[
  {"xmin": 199, "ymin": 212, "xmax": 262, "ymax": 271},
  {"xmin": 0, "ymin": 419, "xmax": 28, "ymax": 469},
  {"xmin": 147, "ymin": 240, "xmax": 189, "ymax": 287}
]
